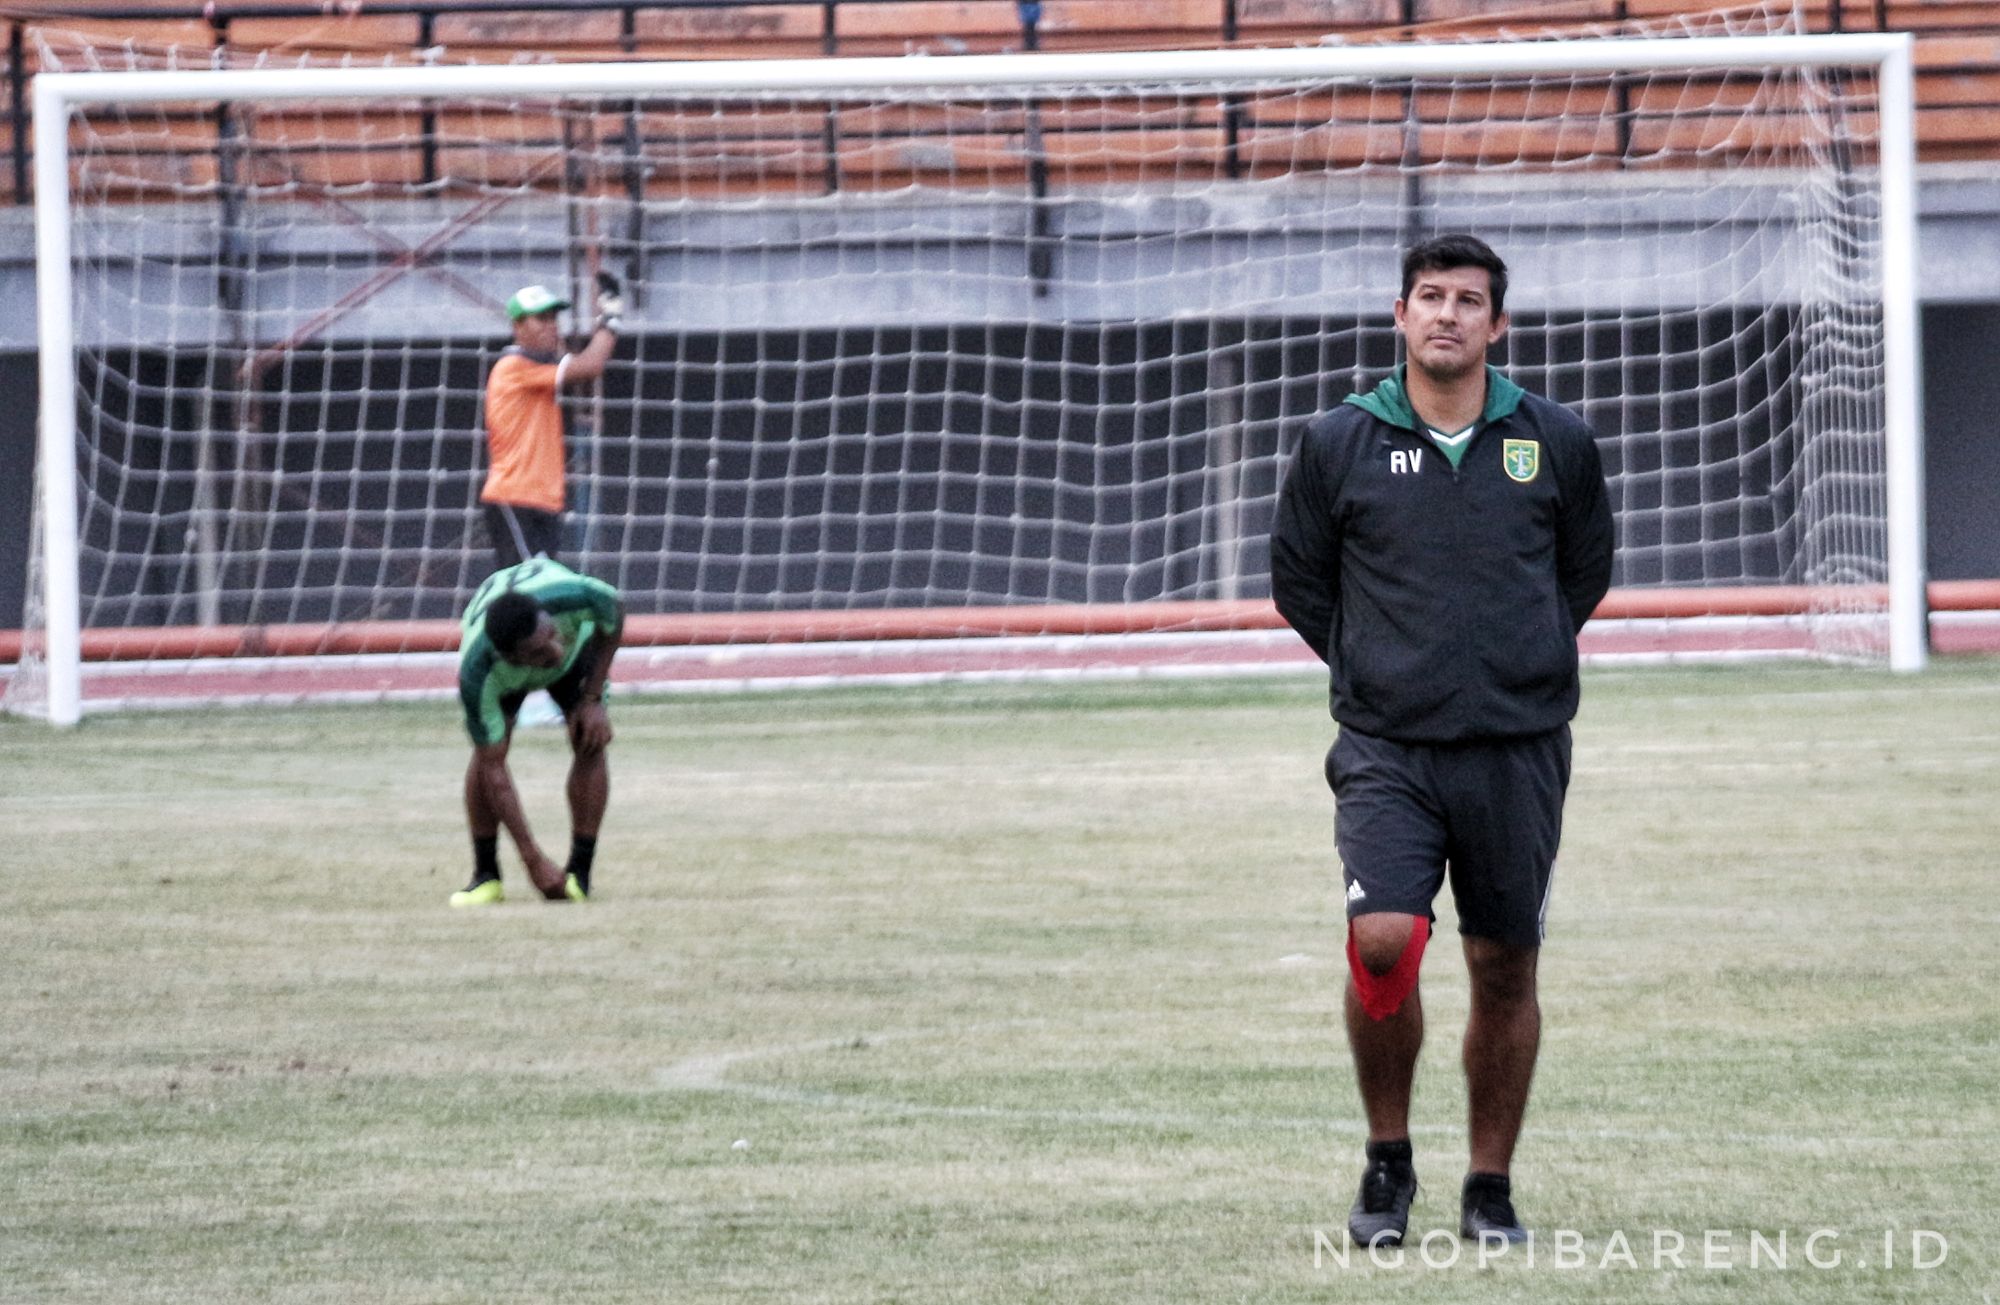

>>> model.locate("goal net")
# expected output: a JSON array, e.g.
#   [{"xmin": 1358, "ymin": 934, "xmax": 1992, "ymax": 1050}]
[{"xmin": 8, "ymin": 27, "xmax": 1926, "ymax": 721}]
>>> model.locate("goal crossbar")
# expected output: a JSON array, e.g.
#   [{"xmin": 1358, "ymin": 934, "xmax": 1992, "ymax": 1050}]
[{"xmin": 30, "ymin": 33, "xmax": 1921, "ymax": 103}]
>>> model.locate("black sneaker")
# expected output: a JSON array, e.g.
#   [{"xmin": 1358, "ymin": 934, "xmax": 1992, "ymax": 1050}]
[
  {"xmin": 1460, "ymin": 1173, "xmax": 1528, "ymax": 1243},
  {"xmin": 1348, "ymin": 1157, "xmax": 1418, "ymax": 1248}
]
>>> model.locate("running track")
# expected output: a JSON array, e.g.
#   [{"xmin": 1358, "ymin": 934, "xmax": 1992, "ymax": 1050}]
[{"xmin": 9, "ymin": 612, "xmax": 1998, "ymax": 714}]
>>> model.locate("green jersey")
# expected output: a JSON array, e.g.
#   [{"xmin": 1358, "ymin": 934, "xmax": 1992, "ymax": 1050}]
[{"xmin": 458, "ymin": 558, "xmax": 624, "ymax": 746}]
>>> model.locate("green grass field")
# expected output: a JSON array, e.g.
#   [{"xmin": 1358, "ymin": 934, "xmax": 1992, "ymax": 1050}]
[{"xmin": 3, "ymin": 664, "xmax": 1998, "ymax": 1303}]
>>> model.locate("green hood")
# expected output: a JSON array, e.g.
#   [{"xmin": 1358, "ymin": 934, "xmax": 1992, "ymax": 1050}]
[{"xmin": 1343, "ymin": 365, "xmax": 1524, "ymax": 432}]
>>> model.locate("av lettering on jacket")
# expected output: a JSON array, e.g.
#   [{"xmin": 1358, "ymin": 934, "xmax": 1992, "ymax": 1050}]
[{"xmin": 1270, "ymin": 365, "xmax": 1615, "ymax": 744}]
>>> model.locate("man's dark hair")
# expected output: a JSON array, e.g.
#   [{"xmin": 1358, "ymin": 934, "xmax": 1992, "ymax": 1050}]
[
  {"xmin": 1401, "ymin": 234, "xmax": 1508, "ymax": 315},
  {"xmin": 484, "ymin": 591, "xmax": 543, "ymax": 656}
]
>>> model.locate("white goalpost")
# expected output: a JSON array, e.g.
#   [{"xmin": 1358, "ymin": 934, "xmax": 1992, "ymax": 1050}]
[{"xmin": 13, "ymin": 31, "xmax": 1928, "ymax": 724}]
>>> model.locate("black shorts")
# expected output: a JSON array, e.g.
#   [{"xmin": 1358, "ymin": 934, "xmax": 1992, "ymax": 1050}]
[
  {"xmin": 497, "ymin": 635, "xmax": 607, "ymax": 727},
  {"xmin": 484, "ymin": 502, "xmax": 562, "ymax": 571},
  {"xmin": 1327, "ymin": 724, "xmax": 1572, "ymax": 948}
]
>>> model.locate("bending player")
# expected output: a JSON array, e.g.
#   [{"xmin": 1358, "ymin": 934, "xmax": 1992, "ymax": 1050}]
[{"xmin": 452, "ymin": 557, "xmax": 625, "ymax": 906}]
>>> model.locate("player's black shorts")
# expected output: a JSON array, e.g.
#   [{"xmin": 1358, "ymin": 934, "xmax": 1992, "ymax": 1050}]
[
  {"xmin": 498, "ymin": 635, "xmax": 607, "ymax": 727},
  {"xmin": 1327, "ymin": 724, "xmax": 1572, "ymax": 948},
  {"xmin": 484, "ymin": 502, "xmax": 562, "ymax": 571}
]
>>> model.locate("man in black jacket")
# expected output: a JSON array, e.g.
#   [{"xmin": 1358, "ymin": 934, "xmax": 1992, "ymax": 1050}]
[{"xmin": 1270, "ymin": 234, "xmax": 1614, "ymax": 1250}]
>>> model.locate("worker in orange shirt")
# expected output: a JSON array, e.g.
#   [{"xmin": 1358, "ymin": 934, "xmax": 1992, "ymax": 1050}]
[{"xmin": 480, "ymin": 274, "xmax": 623, "ymax": 571}]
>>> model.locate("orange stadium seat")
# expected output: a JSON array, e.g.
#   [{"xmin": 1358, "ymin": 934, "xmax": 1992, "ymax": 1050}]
[
  {"xmin": 833, "ymin": 1, "xmax": 1228, "ymax": 57},
  {"xmin": 427, "ymin": 10, "xmax": 626, "ymax": 60},
  {"xmin": 632, "ymin": 5, "xmax": 827, "ymax": 60},
  {"xmin": 222, "ymin": 14, "xmax": 424, "ymax": 55}
]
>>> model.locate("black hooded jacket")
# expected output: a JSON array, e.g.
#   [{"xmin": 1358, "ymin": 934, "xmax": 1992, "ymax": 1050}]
[{"xmin": 1270, "ymin": 366, "xmax": 1615, "ymax": 743}]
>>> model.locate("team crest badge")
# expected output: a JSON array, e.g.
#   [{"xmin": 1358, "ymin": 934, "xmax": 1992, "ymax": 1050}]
[{"xmin": 1502, "ymin": 438, "xmax": 1540, "ymax": 483}]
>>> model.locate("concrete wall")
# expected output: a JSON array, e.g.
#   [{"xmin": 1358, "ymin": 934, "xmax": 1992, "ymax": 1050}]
[
  {"xmin": 0, "ymin": 354, "xmax": 31, "ymax": 630},
  {"xmin": 7, "ymin": 171, "xmax": 2000, "ymax": 354},
  {"xmin": 1923, "ymin": 304, "xmax": 2000, "ymax": 584}
]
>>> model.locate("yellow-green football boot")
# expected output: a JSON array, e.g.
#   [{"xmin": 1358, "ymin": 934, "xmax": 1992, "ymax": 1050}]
[{"xmin": 449, "ymin": 877, "xmax": 505, "ymax": 908}]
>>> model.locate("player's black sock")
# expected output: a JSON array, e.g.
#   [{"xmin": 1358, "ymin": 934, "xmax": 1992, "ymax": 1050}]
[
  {"xmin": 1465, "ymin": 1171, "xmax": 1510, "ymax": 1197},
  {"xmin": 471, "ymin": 836, "xmax": 500, "ymax": 886},
  {"xmin": 1365, "ymin": 1138, "xmax": 1414, "ymax": 1169},
  {"xmin": 567, "ymin": 835, "xmax": 596, "ymax": 894}
]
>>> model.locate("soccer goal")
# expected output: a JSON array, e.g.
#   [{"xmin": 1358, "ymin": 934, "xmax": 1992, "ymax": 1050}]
[{"xmin": 10, "ymin": 30, "xmax": 1927, "ymax": 724}]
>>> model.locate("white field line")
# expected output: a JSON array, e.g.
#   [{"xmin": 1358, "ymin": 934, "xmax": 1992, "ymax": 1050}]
[
  {"xmin": 655, "ymin": 1030, "xmax": 1913, "ymax": 1153},
  {"xmin": 1590, "ymin": 679, "xmax": 2000, "ymax": 705},
  {"xmin": 15, "ymin": 743, "xmax": 1993, "ymax": 807},
  {"xmin": 14, "ymin": 610, "xmax": 1997, "ymax": 712},
  {"xmin": 39, "ymin": 666, "xmax": 2000, "ymax": 717},
  {"xmin": 1585, "ymin": 749, "xmax": 1995, "ymax": 781},
  {"xmin": 47, "ymin": 663, "xmax": 1320, "ymax": 715}
]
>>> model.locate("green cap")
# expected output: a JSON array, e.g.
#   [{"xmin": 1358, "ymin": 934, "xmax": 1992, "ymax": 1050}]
[{"xmin": 506, "ymin": 284, "xmax": 570, "ymax": 320}]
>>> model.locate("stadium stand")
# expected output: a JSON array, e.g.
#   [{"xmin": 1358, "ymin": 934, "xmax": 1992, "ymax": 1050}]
[{"xmin": 3, "ymin": 0, "xmax": 2000, "ymax": 202}]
